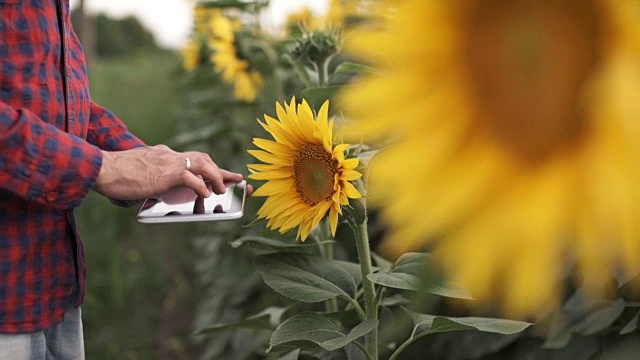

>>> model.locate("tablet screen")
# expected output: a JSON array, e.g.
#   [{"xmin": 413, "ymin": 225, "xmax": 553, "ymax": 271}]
[{"xmin": 137, "ymin": 181, "xmax": 245, "ymax": 222}]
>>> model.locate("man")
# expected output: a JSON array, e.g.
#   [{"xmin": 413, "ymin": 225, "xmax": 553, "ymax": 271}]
[{"xmin": 0, "ymin": 0, "xmax": 249, "ymax": 358}]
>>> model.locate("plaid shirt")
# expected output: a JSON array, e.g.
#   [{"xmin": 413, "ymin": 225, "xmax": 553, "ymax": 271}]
[{"xmin": 0, "ymin": 0, "xmax": 145, "ymax": 333}]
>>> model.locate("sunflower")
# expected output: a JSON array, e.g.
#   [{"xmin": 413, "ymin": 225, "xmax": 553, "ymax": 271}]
[
  {"xmin": 208, "ymin": 11, "xmax": 263, "ymax": 102},
  {"xmin": 326, "ymin": 0, "xmax": 359, "ymax": 26},
  {"xmin": 248, "ymin": 98, "xmax": 363, "ymax": 240},
  {"xmin": 180, "ymin": 38, "xmax": 201, "ymax": 72},
  {"xmin": 194, "ymin": 6, "xmax": 217, "ymax": 36},
  {"xmin": 285, "ymin": 6, "xmax": 318, "ymax": 33},
  {"xmin": 340, "ymin": 0, "xmax": 640, "ymax": 316}
]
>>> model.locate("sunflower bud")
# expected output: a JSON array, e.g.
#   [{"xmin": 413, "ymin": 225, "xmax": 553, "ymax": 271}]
[{"xmin": 290, "ymin": 28, "xmax": 342, "ymax": 65}]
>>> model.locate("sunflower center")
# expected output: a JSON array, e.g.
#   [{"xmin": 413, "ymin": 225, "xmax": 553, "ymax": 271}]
[
  {"xmin": 462, "ymin": 0, "xmax": 601, "ymax": 161},
  {"xmin": 293, "ymin": 144, "xmax": 337, "ymax": 206}
]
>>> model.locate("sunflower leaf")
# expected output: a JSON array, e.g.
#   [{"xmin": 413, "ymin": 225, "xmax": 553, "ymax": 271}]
[
  {"xmin": 255, "ymin": 253, "xmax": 359, "ymax": 302},
  {"xmin": 402, "ymin": 307, "xmax": 532, "ymax": 337},
  {"xmin": 620, "ymin": 310, "xmax": 640, "ymax": 335},
  {"xmin": 301, "ymin": 86, "xmax": 342, "ymax": 112},
  {"xmin": 267, "ymin": 312, "xmax": 377, "ymax": 352},
  {"xmin": 195, "ymin": 306, "xmax": 287, "ymax": 335},
  {"xmin": 333, "ymin": 61, "xmax": 377, "ymax": 76},
  {"xmin": 571, "ymin": 298, "xmax": 626, "ymax": 335},
  {"xmin": 368, "ymin": 253, "xmax": 474, "ymax": 299},
  {"xmin": 230, "ymin": 236, "xmax": 334, "ymax": 253}
]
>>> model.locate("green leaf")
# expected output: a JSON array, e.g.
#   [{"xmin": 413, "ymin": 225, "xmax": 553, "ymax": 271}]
[
  {"xmin": 195, "ymin": 306, "xmax": 287, "ymax": 335},
  {"xmin": 371, "ymin": 251, "xmax": 392, "ymax": 271},
  {"xmin": 301, "ymin": 86, "xmax": 342, "ymax": 112},
  {"xmin": 572, "ymin": 298, "xmax": 626, "ymax": 335},
  {"xmin": 278, "ymin": 349, "xmax": 301, "ymax": 360},
  {"xmin": 368, "ymin": 272, "xmax": 419, "ymax": 291},
  {"xmin": 418, "ymin": 317, "xmax": 477, "ymax": 336},
  {"xmin": 335, "ymin": 260, "xmax": 363, "ymax": 287},
  {"xmin": 393, "ymin": 253, "xmax": 429, "ymax": 275},
  {"xmin": 367, "ymin": 253, "xmax": 428, "ymax": 291},
  {"xmin": 403, "ymin": 308, "xmax": 532, "ymax": 337},
  {"xmin": 322, "ymin": 309, "xmax": 362, "ymax": 329},
  {"xmin": 368, "ymin": 252, "xmax": 474, "ymax": 299},
  {"xmin": 427, "ymin": 285, "xmax": 474, "ymax": 300},
  {"xmin": 620, "ymin": 310, "xmax": 640, "ymax": 335},
  {"xmin": 267, "ymin": 313, "xmax": 378, "ymax": 352},
  {"xmin": 255, "ymin": 253, "xmax": 359, "ymax": 303},
  {"xmin": 230, "ymin": 236, "xmax": 333, "ymax": 253},
  {"xmin": 333, "ymin": 61, "xmax": 377, "ymax": 76},
  {"xmin": 379, "ymin": 294, "xmax": 411, "ymax": 307},
  {"xmin": 542, "ymin": 313, "xmax": 573, "ymax": 349}
]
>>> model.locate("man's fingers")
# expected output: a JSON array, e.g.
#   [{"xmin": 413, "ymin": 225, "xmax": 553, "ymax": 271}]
[
  {"xmin": 220, "ymin": 169, "xmax": 244, "ymax": 182},
  {"xmin": 177, "ymin": 170, "xmax": 211, "ymax": 198},
  {"xmin": 182, "ymin": 152, "xmax": 226, "ymax": 194}
]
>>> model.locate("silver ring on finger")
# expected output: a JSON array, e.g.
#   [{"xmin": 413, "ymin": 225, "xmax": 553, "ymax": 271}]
[{"xmin": 185, "ymin": 157, "xmax": 192, "ymax": 171}]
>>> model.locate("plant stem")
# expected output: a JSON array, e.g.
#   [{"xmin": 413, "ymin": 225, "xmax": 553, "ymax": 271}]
[
  {"xmin": 389, "ymin": 331, "xmax": 432, "ymax": 360},
  {"xmin": 350, "ymin": 203, "xmax": 378, "ymax": 360},
  {"xmin": 315, "ymin": 54, "xmax": 334, "ymax": 87}
]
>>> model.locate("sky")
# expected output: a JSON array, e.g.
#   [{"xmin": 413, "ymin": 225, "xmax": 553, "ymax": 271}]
[{"xmin": 69, "ymin": 0, "xmax": 328, "ymax": 49}]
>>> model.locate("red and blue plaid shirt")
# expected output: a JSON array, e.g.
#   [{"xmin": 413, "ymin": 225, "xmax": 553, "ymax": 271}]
[{"xmin": 0, "ymin": 0, "xmax": 145, "ymax": 333}]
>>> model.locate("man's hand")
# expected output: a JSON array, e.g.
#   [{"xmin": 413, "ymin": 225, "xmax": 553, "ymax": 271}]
[{"xmin": 93, "ymin": 145, "xmax": 251, "ymax": 200}]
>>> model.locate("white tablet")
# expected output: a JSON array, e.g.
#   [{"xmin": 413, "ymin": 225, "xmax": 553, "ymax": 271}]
[{"xmin": 137, "ymin": 180, "xmax": 246, "ymax": 223}]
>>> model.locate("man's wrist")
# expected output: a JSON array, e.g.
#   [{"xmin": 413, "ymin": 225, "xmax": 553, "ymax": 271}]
[{"xmin": 94, "ymin": 150, "xmax": 114, "ymax": 194}]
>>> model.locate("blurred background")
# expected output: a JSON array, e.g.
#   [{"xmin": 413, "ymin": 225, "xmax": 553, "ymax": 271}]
[{"xmin": 70, "ymin": 1, "xmax": 327, "ymax": 359}]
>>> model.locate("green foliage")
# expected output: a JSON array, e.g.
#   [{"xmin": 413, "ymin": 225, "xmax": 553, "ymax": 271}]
[
  {"xmin": 255, "ymin": 253, "xmax": 361, "ymax": 303},
  {"xmin": 71, "ymin": 11, "xmax": 160, "ymax": 58},
  {"xmin": 268, "ymin": 313, "xmax": 377, "ymax": 352}
]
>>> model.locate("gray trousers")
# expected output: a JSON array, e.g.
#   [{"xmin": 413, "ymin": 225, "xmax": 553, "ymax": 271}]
[{"xmin": 0, "ymin": 307, "xmax": 84, "ymax": 360}]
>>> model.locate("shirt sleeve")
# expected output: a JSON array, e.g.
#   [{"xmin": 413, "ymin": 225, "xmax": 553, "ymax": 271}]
[
  {"xmin": 87, "ymin": 102, "xmax": 147, "ymax": 207},
  {"xmin": 0, "ymin": 102, "xmax": 102, "ymax": 211},
  {"xmin": 87, "ymin": 101, "xmax": 147, "ymax": 151}
]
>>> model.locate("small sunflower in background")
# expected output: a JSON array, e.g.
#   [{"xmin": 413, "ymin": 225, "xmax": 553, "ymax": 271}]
[
  {"xmin": 285, "ymin": 6, "xmax": 317, "ymax": 34},
  {"xmin": 180, "ymin": 38, "xmax": 201, "ymax": 72},
  {"xmin": 341, "ymin": 0, "xmax": 640, "ymax": 316},
  {"xmin": 325, "ymin": 0, "xmax": 359, "ymax": 26},
  {"xmin": 248, "ymin": 98, "xmax": 362, "ymax": 240},
  {"xmin": 193, "ymin": 5, "xmax": 217, "ymax": 36},
  {"xmin": 208, "ymin": 10, "xmax": 263, "ymax": 102}
]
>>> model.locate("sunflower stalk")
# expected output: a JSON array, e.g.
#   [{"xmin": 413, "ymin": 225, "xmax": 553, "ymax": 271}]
[
  {"xmin": 315, "ymin": 54, "xmax": 335, "ymax": 87},
  {"xmin": 348, "ymin": 199, "xmax": 378, "ymax": 360}
]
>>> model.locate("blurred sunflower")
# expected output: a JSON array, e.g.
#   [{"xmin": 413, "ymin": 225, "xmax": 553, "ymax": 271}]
[
  {"xmin": 194, "ymin": 6, "xmax": 217, "ymax": 36},
  {"xmin": 326, "ymin": 0, "xmax": 359, "ymax": 26},
  {"xmin": 341, "ymin": 0, "xmax": 640, "ymax": 316},
  {"xmin": 180, "ymin": 38, "xmax": 201, "ymax": 72},
  {"xmin": 285, "ymin": 6, "xmax": 318, "ymax": 33},
  {"xmin": 208, "ymin": 11, "xmax": 263, "ymax": 102},
  {"xmin": 248, "ymin": 98, "xmax": 362, "ymax": 240}
]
